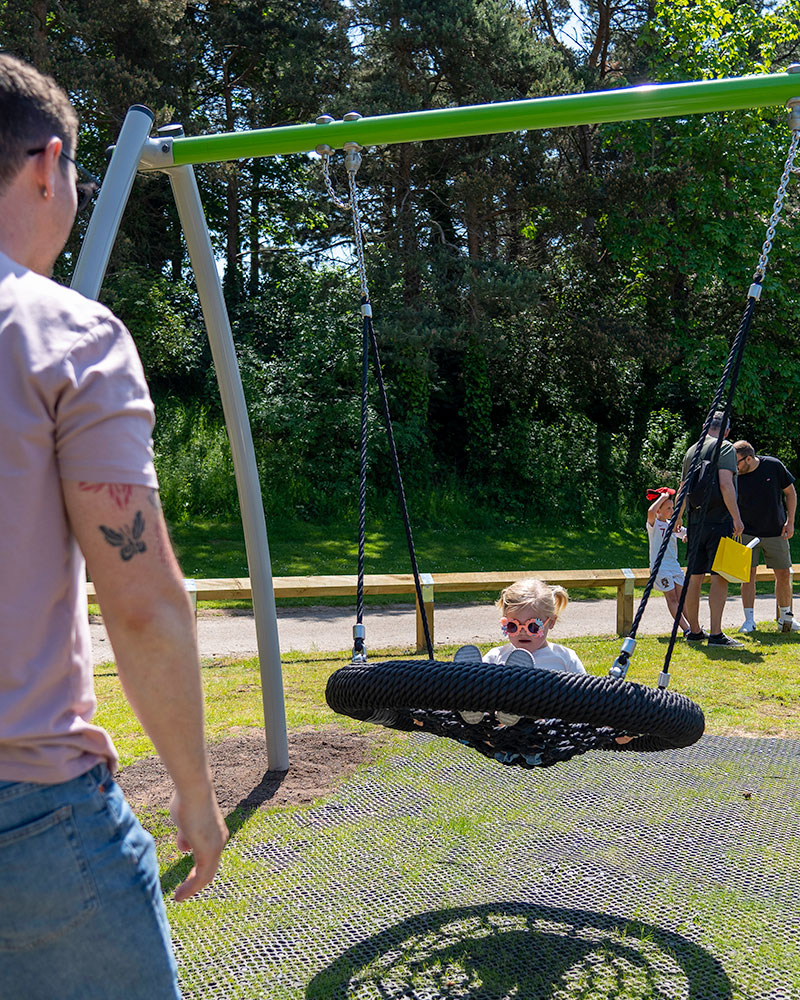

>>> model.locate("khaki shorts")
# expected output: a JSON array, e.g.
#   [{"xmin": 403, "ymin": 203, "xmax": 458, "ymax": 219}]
[{"xmin": 742, "ymin": 533, "xmax": 792, "ymax": 570}]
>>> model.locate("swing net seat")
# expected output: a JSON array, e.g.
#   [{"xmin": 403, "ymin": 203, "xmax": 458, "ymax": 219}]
[{"xmin": 326, "ymin": 658, "xmax": 706, "ymax": 769}]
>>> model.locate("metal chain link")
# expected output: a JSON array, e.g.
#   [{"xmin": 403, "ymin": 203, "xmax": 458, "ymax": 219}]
[
  {"xmin": 321, "ymin": 150, "xmax": 370, "ymax": 303},
  {"xmin": 321, "ymin": 152, "xmax": 351, "ymax": 212},
  {"xmin": 346, "ymin": 161, "xmax": 370, "ymax": 303},
  {"xmin": 755, "ymin": 128, "xmax": 800, "ymax": 280}
]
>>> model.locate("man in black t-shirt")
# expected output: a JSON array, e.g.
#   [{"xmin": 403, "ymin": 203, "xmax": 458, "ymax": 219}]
[{"xmin": 734, "ymin": 440, "xmax": 797, "ymax": 633}]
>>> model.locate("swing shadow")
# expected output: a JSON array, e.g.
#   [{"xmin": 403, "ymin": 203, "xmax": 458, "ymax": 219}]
[{"xmin": 305, "ymin": 901, "xmax": 733, "ymax": 1000}]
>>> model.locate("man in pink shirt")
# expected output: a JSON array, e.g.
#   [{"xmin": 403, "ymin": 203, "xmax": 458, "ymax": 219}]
[{"xmin": 0, "ymin": 55, "xmax": 227, "ymax": 997}]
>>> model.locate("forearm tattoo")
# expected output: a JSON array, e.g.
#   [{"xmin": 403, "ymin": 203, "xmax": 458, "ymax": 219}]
[
  {"xmin": 99, "ymin": 510, "xmax": 147, "ymax": 561},
  {"xmin": 79, "ymin": 482, "xmax": 133, "ymax": 510}
]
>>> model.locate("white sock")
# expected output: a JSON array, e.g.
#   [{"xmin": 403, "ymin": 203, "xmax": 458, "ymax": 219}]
[
  {"xmin": 744, "ymin": 608, "xmax": 755, "ymax": 623},
  {"xmin": 780, "ymin": 606, "xmax": 792, "ymax": 620}
]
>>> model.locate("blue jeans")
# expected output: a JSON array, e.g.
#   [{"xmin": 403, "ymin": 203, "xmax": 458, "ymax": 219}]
[{"xmin": 0, "ymin": 763, "xmax": 180, "ymax": 999}]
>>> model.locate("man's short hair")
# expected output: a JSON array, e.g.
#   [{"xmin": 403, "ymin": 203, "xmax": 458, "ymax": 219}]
[
  {"xmin": 710, "ymin": 410, "xmax": 729, "ymax": 432},
  {"xmin": 0, "ymin": 54, "xmax": 78, "ymax": 195},
  {"xmin": 734, "ymin": 440, "xmax": 756, "ymax": 459}
]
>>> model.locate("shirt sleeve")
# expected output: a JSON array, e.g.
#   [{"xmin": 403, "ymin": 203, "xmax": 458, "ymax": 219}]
[
  {"xmin": 777, "ymin": 459, "xmax": 795, "ymax": 489},
  {"xmin": 719, "ymin": 441, "xmax": 737, "ymax": 474},
  {"xmin": 55, "ymin": 315, "xmax": 158, "ymax": 487}
]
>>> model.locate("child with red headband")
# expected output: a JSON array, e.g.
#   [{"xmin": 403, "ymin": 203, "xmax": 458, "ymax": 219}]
[{"xmin": 646, "ymin": 487, "xmax": 691, "ymax": 635}]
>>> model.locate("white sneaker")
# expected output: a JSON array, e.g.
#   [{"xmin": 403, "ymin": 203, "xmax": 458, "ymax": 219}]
[
  {"xmin": 778, "ymin": 614, "xmax": 800, "ymax": 633},
  {"xmin": 738, "ymin": 620, "xmax": 756, "ymax": 633}
]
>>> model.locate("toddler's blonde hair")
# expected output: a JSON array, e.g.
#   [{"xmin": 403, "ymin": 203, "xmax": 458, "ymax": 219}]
[{"xmin": 496, "ymin": 578, "xmax": 568, "ymax": 623}]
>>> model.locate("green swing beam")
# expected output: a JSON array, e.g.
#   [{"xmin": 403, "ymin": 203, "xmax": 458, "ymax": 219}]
[{"xmin": 169, "ymin": 70, "xmax": 800, "ymax": 166}]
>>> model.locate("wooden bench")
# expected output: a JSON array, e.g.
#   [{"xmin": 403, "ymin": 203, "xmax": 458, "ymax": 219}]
[{"xmin": 87, "ymin": 563, "xmax": 796, "ymax": 651}]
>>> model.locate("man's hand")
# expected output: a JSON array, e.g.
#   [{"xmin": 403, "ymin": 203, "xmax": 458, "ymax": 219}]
[
  {"xmin": 783, "ymin": 520, "xmax": 795, "ymax": 540},
  {"xmin": 170, "ymin": 790, "xmax": 229, "ymax": 902}
]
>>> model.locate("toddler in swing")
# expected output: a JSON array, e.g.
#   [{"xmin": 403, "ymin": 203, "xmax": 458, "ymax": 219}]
[
  {"xmin": 465, "ymin": 578, "xmax": 633, "ymax": 744},
  {"xmin": 482, "ymin": 579, "xmax": 585, "ymax": 672},
  {"xmin": 646, "ymin": 487, "xmax": 691, "ymax": 634}
]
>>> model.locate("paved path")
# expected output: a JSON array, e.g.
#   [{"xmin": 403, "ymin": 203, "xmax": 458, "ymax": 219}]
[{"xmin": 90, "ymin": 593, "xmax": 783, "ymax": 664}]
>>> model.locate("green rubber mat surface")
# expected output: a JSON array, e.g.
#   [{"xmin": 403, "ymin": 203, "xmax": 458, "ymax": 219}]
[{"xmin": 169, "ymin": 733, "xmax": 800, "ymax": 999}]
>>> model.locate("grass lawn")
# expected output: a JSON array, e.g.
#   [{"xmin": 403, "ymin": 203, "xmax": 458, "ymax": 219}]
[{"xmin": 167, "ymin": 517, "xmax": 800, "ymax": 608}]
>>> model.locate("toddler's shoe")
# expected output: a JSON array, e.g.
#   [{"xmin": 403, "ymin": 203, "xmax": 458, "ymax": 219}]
[{"xmin": 738, "ymin": 621, "xmax": 756, "ymax": 633}]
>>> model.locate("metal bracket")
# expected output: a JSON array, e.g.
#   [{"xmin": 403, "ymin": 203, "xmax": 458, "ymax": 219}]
[
  {"xmin": 609, "ymin": 636, "xmax": 636, "ymax": 681},
  {"xmin": 137, "ymin": 124, "xmax": 183, "ymax": 171},
  {"xmin": 315, "ymin": 114, "xmax": 336, "ymax": 156},
  {"xmin": 787, "ymin": 96, "xmax": 800, "ymax": 132}
]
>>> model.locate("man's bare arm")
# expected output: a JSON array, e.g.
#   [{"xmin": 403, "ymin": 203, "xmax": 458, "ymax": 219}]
[
  {"xmin": 783, "ymin": 483, "xmax": 797, "ymax": 539},
  {"xmin": 718, "ymin": 468, "xmax": 744, "ymax": 536},
  {"xmin": 62, "ymin": 480, "xmax": 228, "ymax": 900}
]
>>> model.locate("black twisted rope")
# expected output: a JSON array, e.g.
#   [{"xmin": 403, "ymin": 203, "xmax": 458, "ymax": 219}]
[
  {"xmin": 367, "ymin": 315, "xmax": 434, "ymax": 659},
  {"xmin": 326, "ymin": 657, "xmax": 705, "ymax": 768},
  {"xmin": 624, "ymin": 291, "xmax": 758, "ymax": 678}
]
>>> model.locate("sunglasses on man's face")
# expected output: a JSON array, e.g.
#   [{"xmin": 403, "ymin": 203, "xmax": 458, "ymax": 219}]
[
  {"xmin": 501, "ymin": 616, "xmax": 546, "ymax": 637},
  {"xmin": 27, "ymin": 147, "xmax": 101, "ymax": 213}
]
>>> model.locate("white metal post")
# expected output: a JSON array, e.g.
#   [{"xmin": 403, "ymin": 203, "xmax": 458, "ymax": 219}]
[
  {"xmin": 71, "ymin": 109, "xmax": 289, "ymax": 771},
  {"xmin": 71, "ymin": 105, "xmax": 155, "ymax": 298},
  {"xmin": 159, "ymin": 134, "xmax": 289, "ymax": 772}
]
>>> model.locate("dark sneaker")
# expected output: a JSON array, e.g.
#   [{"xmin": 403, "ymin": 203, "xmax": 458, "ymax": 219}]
[
  {"xmin": 684, "ymin": 630, "xmax": 708, "ymax": 641},
  {"xmin": 707, "ymin": 633, "xmax": 744, "ymax": 649}
]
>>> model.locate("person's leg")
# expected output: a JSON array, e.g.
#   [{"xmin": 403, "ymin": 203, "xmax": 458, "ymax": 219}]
[
  {"xmin": 775, "ymin": 568, "xmax": 793, "ymax": 610},
  {"xmin": 684, "ymin": 574, "xmax": 703, "ymax": 634},
  {"xmin": 763, "ymin": 537, "xmax": 796, "ymax": 630},
  {"xmin": 708, "ymin": 573, "xmax": 729, "ymax": 636},
  {"xmin": 0, "ymin": 764, "xmax": 181, "ymax": 1000},
  {"xmin": 740, "ymin": 535, "xmax": 759, "ymax": 626},
  {"xmin": 667, "ymin": 583, "xmax": 691, "ymax": 632}
]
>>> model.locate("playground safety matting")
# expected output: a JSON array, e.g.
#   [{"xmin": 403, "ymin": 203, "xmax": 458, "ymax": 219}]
[{"xmin": 169, "ymin": 733, "xmax": 800, "ymax": 999}]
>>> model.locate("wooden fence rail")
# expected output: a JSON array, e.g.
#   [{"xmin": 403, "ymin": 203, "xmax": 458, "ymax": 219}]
[{"xmin": 87, "ymin": 564, "xmax": 793, "ymax": 652}]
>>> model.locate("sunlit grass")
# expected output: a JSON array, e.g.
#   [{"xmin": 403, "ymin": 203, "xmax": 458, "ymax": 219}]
[{"xmin": 94, "ymin": 625, "xmax": 800, "ymax": 774}]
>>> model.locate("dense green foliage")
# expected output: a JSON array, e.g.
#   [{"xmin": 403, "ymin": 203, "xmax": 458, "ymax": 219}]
[{"xmin": 4, "ymin": 1, "xmax": 800, "ymax": 528}]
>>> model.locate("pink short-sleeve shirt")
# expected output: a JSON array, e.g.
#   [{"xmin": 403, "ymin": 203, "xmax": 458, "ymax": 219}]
[{"xmin": 0, "ymin": 251, "xmax": 159, "ymax": 783}]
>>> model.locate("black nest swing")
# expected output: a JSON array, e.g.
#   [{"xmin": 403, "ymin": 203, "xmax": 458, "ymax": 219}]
[
  {"xmin": 326, "ymin": 655, "xmax": 705, "ymax": 768},
  {"xmin": 319, "ymin": 123, "xmax": 799, "ymax": 769}
]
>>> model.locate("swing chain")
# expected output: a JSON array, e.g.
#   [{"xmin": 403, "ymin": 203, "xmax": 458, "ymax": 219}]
[
  {"xmin": 317, "ymin": 115, "xmax": 371, "ymax": 307},
  {"xmin": 754, "ymin": 125, "xmax": 800, "ymax": 284},
  {"xmin": 345, "ymin": 147, "xmax": 371, "ymax": 307},
  {"xmin": 320, "ymin": 152, "xmax": 352, "ymax": 213}
]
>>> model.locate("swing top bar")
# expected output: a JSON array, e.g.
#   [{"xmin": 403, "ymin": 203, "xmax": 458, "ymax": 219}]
[{"xmin": 167, "ymin": 71, "xmax": 800, "ymax": 167}]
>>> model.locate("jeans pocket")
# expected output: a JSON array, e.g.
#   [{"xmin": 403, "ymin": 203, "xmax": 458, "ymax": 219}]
[{"xmin": 0, "ymin": 805, "xmax": 98, "ymax": 950}]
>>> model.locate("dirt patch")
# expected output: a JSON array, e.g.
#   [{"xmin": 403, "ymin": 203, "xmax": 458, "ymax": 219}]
[{"xmin": 117, "ymin": 725, "xmax": 385, "ymax": 815}]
